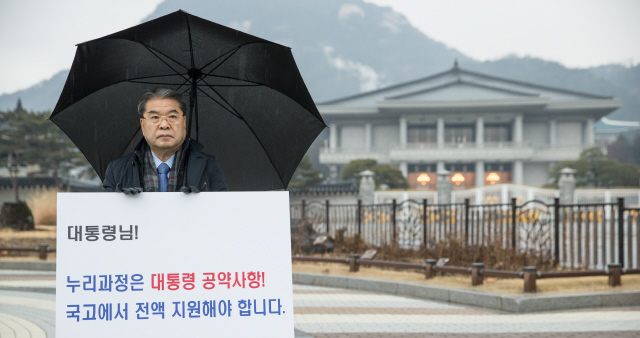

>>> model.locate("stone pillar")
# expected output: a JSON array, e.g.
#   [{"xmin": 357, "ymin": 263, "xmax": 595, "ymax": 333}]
[
  {"xmin": 436, "ymin": 161, "xmax": 445, "ymax": 172},
  {"xmin": 513, "ymin": 160, "xmax": 523, "ymax": 184},
  {"xmin": 398, "ymin": 162, "xmax": 408, "ymax": 178},
  {"xmin": 329, "ymin": 165, "xmax": 338, "ymax": 182},
  {"xmin": 549, "ymin": 119, "xmax": 557, "ymax": 147},
  {"xmin": 608, "ymin": 263, "xmax": 622, "ymax": 287},
  {"xmin": 349, "ymin": 254, "xmax": 360, "ymax": 272},
  {"xmin": 329, "ymin": 123, "xmax": 338, "ymax": 151},
  {"xmin": 523, "ymin": 266, "xmax": 537, "ymax": 292},
  {"xmin": 358, "ymin": 170, "xmax": 376, "ymax": 205},
  {"xmin": 399, "ymin": 117, "xmax": 407, "ymax": 148},
  {"xmin": 471, "ymin": 263, "xmax": 484, "ymax": 286},
  {"xmin": 476, "ymin": 117, "xmax": 484, "ymax": 147},
  {"xmin": 513, "ymin": 115, "xmax": 523, "ymax": 145},
  {"xmin": 38, "ymin": 243, "xmax": 49, "ymax": 260},
  {"xmin": 425, "ymin": 259, "xmax": 437, "ymax": 279},
  {"xmin": 364, "ymin": 123, "xmax": 372, "ymax": 151},
  {"xmin": 437, "ymin": 169, "xmax": 451, "ymax": 204},
  {"xmin": 475, "ymin": 160, "xmax": 485, "ymax": 187},
  {"xmin": 437, "ymin": 117, "xmax": 445, "ymax": 148},
  {"xmin": 585, "ymin": 118, "xmax": 595, "ymax": 146},
  {"xmin": 558, "ymin": 168, "xmax": 576, "ymax": 204}
]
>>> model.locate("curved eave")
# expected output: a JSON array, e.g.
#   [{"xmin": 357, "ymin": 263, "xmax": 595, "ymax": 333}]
[
  {"xmin": 318, "ymin": 105, "xmax": 378, "ymax": 116},
  {"xmin": 318, "ymin": 97, "xmax": 622, "ymax": 119},
  {"xmin": 544, "ymin": 99, "xmax": 622, "ymax": 120},
  {"xmin": 377, "ymin": 97, "xmax": 549, "ymax": 112},
  {"xmin": 544, "ymin": 99, "xmax": 622, "ymax": 111}
]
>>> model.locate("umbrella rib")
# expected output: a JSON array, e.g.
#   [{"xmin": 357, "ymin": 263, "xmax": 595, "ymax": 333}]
[
  {"xmin": 199, "ymin": 85, "xmax": 287, "ymax": 188},
  {"xmin": 200, "ymin": 74, "xmax": 263, "ymax": 86},
  {"xmin": 124, "ymin": 74, "xmax": 184, "ymax": 82},
  {"xmin": 144, "ymin": 46, "xmax": 190, "ymax": 83},
  {"xmin": 184, "ymin": 12, "xmax": 196, "ymax": 70},
  {"xmin": 205, "ymin": 73, "xmax": 322, "ymax": 124},
  {"xmin": 128, "ymin": 80, "xmax": 190, "ymax": 86},
  {"xmin": 210, "ymin": 86, "xmax": 243, "ymax": 117},
  {"xmin": 195, "ymin": 86, "xmax": 242, "ymax": 119},
  {"xmin": 198, "ymin": 47, "xmax": 240, "ymax": 79},
  {"xmin": 174, "ymin": 77, "xmax": 192, "ymax": 92},
  {"xmin": 95, "ymin": 36, "xmax": 190, "ymax": 71},
  {"xmin": 199, "ymin": 84, "xmax": 260, "ymax": 87},
  {"xmin": 240, "ymin": 124, "xmax": 287, "ymax": 190},
  {"xmin": 198, "ymin": 41, "xmax": 281, "ymax": 78}
]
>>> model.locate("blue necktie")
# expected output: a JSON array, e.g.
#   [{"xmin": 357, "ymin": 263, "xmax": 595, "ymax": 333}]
[{"xmin": 157, "ymin": 163, "xmax": 170, "ymax": 192}]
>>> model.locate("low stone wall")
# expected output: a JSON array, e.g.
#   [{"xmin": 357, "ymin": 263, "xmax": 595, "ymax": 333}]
[{"xmin": 293, "ymin": 272, "xmax": 640, "ymax": 313}]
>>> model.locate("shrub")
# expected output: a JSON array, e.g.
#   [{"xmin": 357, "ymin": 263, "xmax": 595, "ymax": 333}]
[{"xmin": 26, "ymin": 188, "xmax": 58, "ymax": 225}]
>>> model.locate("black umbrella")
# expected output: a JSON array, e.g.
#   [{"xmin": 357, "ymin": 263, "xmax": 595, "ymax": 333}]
[{"xmin": 50, "ymin": 10, "xmax": 326, "ymax": 191}]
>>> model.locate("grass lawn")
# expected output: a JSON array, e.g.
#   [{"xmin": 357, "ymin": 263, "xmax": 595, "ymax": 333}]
[
  {"xmin": 292, "ymin": 260, "xmax": 640, "ymax": 295},
  {"xmin": 3, "ymin": 225, "xmax": 639, "ymax": 295}
]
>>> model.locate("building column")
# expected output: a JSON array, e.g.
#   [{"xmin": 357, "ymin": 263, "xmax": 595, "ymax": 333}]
[
  {"xmin": 329, "ymin": 165, "xmax": 338, "ymax": 181},
  {"xmin": 513, "ymin": 160, "xmax": 523, "ymax": 184},
  {"xmin": 585, "ymin": 118, "xmax": 595, "ymax": 146},
  {"xmin": 559, "ymin": 168, "xmax": 576, "ymax": 204},
  {"xmin": 475, "ymin": 160, "xmax": 485, "ymax": 187},
  {"xmin": 476, "ymin": 117, "xmax": 484, "ymax": 147},
  {"xmin": 399, "ymin": 117, "xmax": 407, "ymax": 148},
  {"xmin": 437, "ymin": 161, "xmax": 445, "ymax": 172},
  {"xmin": 437, "ymin": 169, "xmax": 452, "ymax": 204},
  {"xmin": 399, "ymin": 162, "xmax": 408, "ymax": 178},
  {"xmin": 329, "ymin": 123, "xmax": 338, "ymax": 152},
  {"xmin": 437, "ymin": 117, "xmax": 445, "ymax": 148},
  {"xmin": 513, "ymin": 115, "xmax": 523, "ymax": 145},
  {"xmin": 549, "ymin": 119, "xmax": 557, "ymax": 147},
  {"xmin": 364, "ymin": 123, "xmax": 372, "ymax": 151}
]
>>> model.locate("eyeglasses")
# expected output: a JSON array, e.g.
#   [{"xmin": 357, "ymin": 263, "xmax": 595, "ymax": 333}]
[{"xmin": 141, "ymin": 114, "xmax": 183, "ymax": 125}]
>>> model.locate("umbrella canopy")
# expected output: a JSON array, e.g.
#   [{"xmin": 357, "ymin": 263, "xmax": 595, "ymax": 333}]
[{"xmin": 50, "ymin": 10, "xmax": 326, "ymax": 191}]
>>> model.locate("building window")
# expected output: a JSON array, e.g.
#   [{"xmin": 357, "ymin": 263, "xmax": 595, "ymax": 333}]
[
  {"xmin": 407, "ymin": 163, "xmax": 436, "ymax": 190},
  {"xmin": 445, "ymin": 125, "xmax": 474, "ymax": 144},
  {"xmin": 408, "ymin": 125, "xmax": 437, "ymax": 143},
  {"xmin": 484, "ymin": 163, "xmax": 512, "ymax": 184},
  {"xmin": 409, "ymin": 164, "xmax": 434, "ymax": 172},
  {"xmin": 445, "ymin": 163, "xmax": 476, "ymax": 172},
  {"xmin": 485, "ymin": 124, "xmax": 511, "ymax": 142}
]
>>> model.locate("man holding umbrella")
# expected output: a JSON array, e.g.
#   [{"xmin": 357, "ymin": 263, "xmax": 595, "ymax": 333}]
[
  {"xmin": 102, "ymin": 87, "xmax": 228, "ymax": 194},
  {"xmin": 50, "ymin": 11, "xmax": 326, "ymax": 192}
]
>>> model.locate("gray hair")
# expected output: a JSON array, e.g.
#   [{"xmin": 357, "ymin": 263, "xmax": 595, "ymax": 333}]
[{"xmin": 138, "ymin": 87, "xmax": 187, "ymax": 118}]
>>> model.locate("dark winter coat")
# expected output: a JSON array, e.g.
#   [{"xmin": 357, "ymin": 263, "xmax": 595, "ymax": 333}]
[{"xmin": 103, "ymin": 138, "xmax": 228, "ymax": 192}]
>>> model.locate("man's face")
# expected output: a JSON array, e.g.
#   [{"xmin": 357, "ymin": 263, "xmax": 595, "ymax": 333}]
[{"xmin": 140, "ymin": 98, "xmax": 187, "ymax": 153}]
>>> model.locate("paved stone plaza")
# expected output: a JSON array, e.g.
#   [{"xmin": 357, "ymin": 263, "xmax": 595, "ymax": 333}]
[{"xmin": 1, "ymin": 270, "xmax": 640, "ymax": 337}]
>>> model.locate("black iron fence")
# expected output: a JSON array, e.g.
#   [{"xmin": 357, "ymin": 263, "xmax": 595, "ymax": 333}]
[{"xmin": 290, "ymin": 198, "xmax": 640, "ymax": 270}]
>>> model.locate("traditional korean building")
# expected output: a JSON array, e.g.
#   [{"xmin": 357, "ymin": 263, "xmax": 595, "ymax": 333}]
[{"xmin": 317, "ymin": 62, "xmax": 621, "ymax": 188}]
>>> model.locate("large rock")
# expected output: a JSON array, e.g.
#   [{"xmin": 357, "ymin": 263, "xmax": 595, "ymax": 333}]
[{"xmin": 0, "ymin": 202, "xmax": 35, "ymax": 231}]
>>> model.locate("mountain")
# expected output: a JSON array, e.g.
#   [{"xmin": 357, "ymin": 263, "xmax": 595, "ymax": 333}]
[
  {"xmin": 143, "ymin": 0, "xmax": 474, "ymax": 102},
  {"xmin": 1, "ymin": 0, "xmax": 638, "ymax": 122},
  {"xmin": 0, "ymin": 70, "xmax": 67, "ymax": 112},
  {"xmin": 469, "ymin": 58, "xmax": 639, "ymax": 121}
]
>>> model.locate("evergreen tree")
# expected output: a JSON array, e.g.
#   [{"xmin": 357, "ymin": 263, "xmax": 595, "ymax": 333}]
[
  {"xmin": 288, "ymin": 155, "xmax": 323, "ymax": 188},
  {"xmin": 549, "ymin": 147, "xmax": 640, "ymax": 187},
  {"xmin": 0, "ymin": 105, "xmax": 84, "ymax": 201},
  {"xmin": 340, "ymin": 159, "xmax": 377, "ymax": 181},
  {"xmin": 340, "ymin": 159, "xmax": 408, "ymax": 189},
  {"xmin": 15, "ymin": 98, "xmax": 23, "ymax": 112}
]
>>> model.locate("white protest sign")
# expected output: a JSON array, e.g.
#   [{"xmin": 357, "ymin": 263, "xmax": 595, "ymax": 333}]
[{"xmin": 56, "ymin": 192, "xmax": 294, "ymax": 338}]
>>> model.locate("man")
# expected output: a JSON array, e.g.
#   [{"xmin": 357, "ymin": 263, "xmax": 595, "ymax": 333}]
[{"xmin": 103, "ymin": 87, "xmax": 228, "ymax": 193}]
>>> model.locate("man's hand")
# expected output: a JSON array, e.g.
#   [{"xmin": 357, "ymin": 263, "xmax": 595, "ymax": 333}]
[
  {"xmin": 180, "ymin": 186, "xmax": 200, "ymax": 194},
  {"xmin": 116, "ymin": 184, "xmax": 143, "ymax": 195}
]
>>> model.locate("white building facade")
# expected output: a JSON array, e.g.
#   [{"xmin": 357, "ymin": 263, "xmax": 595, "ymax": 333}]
[{"xmin": 318, "ymin": 63, "xmax": 621, "ymax": 188}]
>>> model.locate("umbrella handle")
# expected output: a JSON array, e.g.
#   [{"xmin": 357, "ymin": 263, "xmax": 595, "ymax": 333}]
[{"xmin": 186, "ymin": 76, "xmax": 199, "ymax": 142}]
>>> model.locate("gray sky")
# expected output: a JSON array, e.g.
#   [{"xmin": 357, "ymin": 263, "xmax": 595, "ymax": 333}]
[
  {"xmin": 363, "ymin": 0, "xmax": 640, "ymax": 67},
  {"xmin": 1, "ymin": 0, "xmax": 639, "ymax": 95}
]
